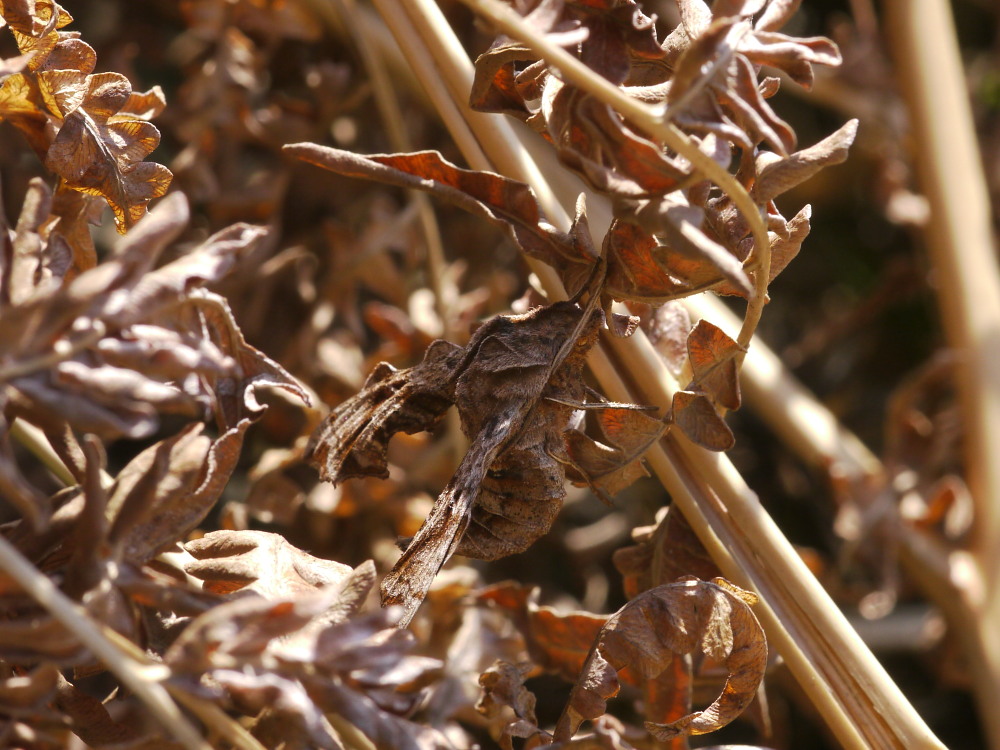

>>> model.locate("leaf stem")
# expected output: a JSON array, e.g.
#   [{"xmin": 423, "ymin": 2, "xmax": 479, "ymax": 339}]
[
  {"xmin": 102, "ymin": 628, "xmax": 267, "ymax": 750},
  {"xmin": 8, "ymin": 418, "xmax": 78, "ymax": 487}
]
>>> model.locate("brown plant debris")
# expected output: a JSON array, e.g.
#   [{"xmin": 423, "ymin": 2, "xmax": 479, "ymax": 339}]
[
  {"xmin": 555, "ymin": 577, "xmax": 766, "ymax": 742},
  {"xmin": 0, "ymin": 0, "xmax": 172, "ymax": 236}
]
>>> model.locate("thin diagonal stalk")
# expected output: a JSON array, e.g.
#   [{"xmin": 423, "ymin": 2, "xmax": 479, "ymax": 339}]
[
  {"xmin": 101, "ymin": 627, "xmax": 267, "ymax": 750},
  {"xmin": 371, "ymin": 0, "xmax": 945, "ymax": 746},
  {"xmin": 9, "ymin": 418, "xmax": 78, "ymax": 487}
]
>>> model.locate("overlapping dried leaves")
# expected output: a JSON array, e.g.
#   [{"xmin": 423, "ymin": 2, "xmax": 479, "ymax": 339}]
[{"xmin": 0, "ymin": 0, "xmax": 862, "ymax": 747}]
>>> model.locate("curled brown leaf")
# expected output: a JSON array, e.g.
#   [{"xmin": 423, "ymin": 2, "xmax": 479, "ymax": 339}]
[{"xmin": 554, "ymin": 577, "xmax": 766, "ymax": 741}]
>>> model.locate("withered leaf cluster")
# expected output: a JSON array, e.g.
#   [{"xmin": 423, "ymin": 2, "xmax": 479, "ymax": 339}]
[
  {"xmin": 477, "ymin": 574, "xmax": 766, "ymax": 747},
  {"xmin": 0, "ymin": 0, "xmax": 879, "ymax": 747},
  {"xmin": 0, "ymin": 0, "xmax": 172, "ymax": 257}
]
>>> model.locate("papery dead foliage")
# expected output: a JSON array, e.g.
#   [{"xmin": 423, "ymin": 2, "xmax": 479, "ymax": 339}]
[
  {"xmin": 289, "ymin": 5, "xmax": 855, "ymax": 740},
  {"xmin": 556, "ymin": 578, "xmax": 766, "ymax": 742},
  {"xmin": 476, "ymin": 575, "xmax": 765, "ymax": 744},
  {"xmin": 167, "ymin": 557, "xmax": 460, "ymax": 749},
  {"xmin": 0, "ymin": 186, "xmax": 311, "ymax": 700},
  {"xmin": 1, "ymin": 191, "xmax": 307, "ymax": 507},
  {"xmin": 0, "ymin": 0, "xmax": 172, "ymax": 245},
  {"xmin": 0, "ymin": 0, "xmax": 880, "ymax": 746}
]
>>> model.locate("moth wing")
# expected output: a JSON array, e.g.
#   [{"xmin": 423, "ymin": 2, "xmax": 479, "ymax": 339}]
[{"xmin": 380, "ymin": 411, "xmax": 515, "ymax": 625}]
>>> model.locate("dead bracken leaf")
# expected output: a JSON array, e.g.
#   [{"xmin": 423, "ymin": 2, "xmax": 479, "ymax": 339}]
[
  {"xmin": 554, "ymin": 577, "xmax": 767, "ymax": 742},
  {"xmin": 42, "ymin": 73, "xmax": 172, "ymax": 232},
  {"xmin": 283, "ymin": 143, "xmax": 595, "ymax": 286},
  {"xmin": 477, "ymin": 582, "xmax": 608, "ymax": 683},
  {"xmin": 754, "ymin": 119, "xmax": 859, "ymax": 203},
  {"xmin": 686, "ymin": 319, "xmax": 744, "ymax": 411},
  {"xmin": 613, "ymin": 507, "xmax": 720, "ymax": 600},
  {"xmin": 563, "ymin": 404, "xmax": 665, "ymax": 498},
  {"xmin": 1, "ymin": 192, "xmax": 306, "ymax": 446},
  {"xmin": 612, "ymin": 507, "xmax": 722, "ymax": 729},
  {"xmin": 670, "ymin": 390, "xmax": 735, "ymax": 451},
  {"xmin": 476, "ymin": 660, "xmax": 547, "ymax": 750},
  {"xmin": 0, "ymin": 0, "xmax": 172, "ymax": 231},
  {"xmin": 185, "ymin": 530, "xmax": 353, "ymax": 597}
]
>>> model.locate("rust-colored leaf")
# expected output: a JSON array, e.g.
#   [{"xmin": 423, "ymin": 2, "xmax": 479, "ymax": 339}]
[
  {"xmin": 741, "ymin": 30, "xmax": 842, "ymax": 89},
  {"xmin": 612, "ymin": 510, "xmax": 718, "ymax": 744},
  {"xmin": 614, "ymin": 509, "xmax": 719, "ymax": 606},
  {"xmin": 284, "ymin": 143, "xmax": 592, "ymax": 278},
  {"xmin": 712, "ymin": 54, "xmax": 796, "ymax": 155},
  {"xmin": 563, "ymin": 404, "xmax": 665, "ymax": 498},
  {"xmin": 602, "ymin": 220, "xmax": 694, "ymax": 303},
  {"xmin": 554, "ymin": 578, "xmax": 766, "ymax": 741},
  {"xmin": 0, "ymin": 3, "xmax": 172, "ymax": 232},
  {"xmin": 686, "ymin": 319, "xmax": 744, "ymax": 411},
  {"xmin": 477, "ymin": 582, "xmax": 608, "ymax": 683},
  {"xmin": 0, "ymin": 0, "xmax": 72, "ymax": 72},
  {"xmin": 548, "ymin": 87, "xmax": 687, "ymax": 199},
  {"xmin": 52, "ymin": 672, "xmax": 139, "ymax": 747},
  {"xmin": 0, "ymin": 181, "xmax": 291, "ymax": 443},
  {"xmin": 656, "ymin": 202, "xmax": 753, "ymax": 298},
  {"xmin": 767, "ymin": 204, "xmax": 811, "ymax": 284},
  {"xmin": 670, "ymin": 390, "xmax": 735, "ymax": 451},
  {"xmin": 471, "ymin": 39, "xmax": 548, "ymax": 119}
]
